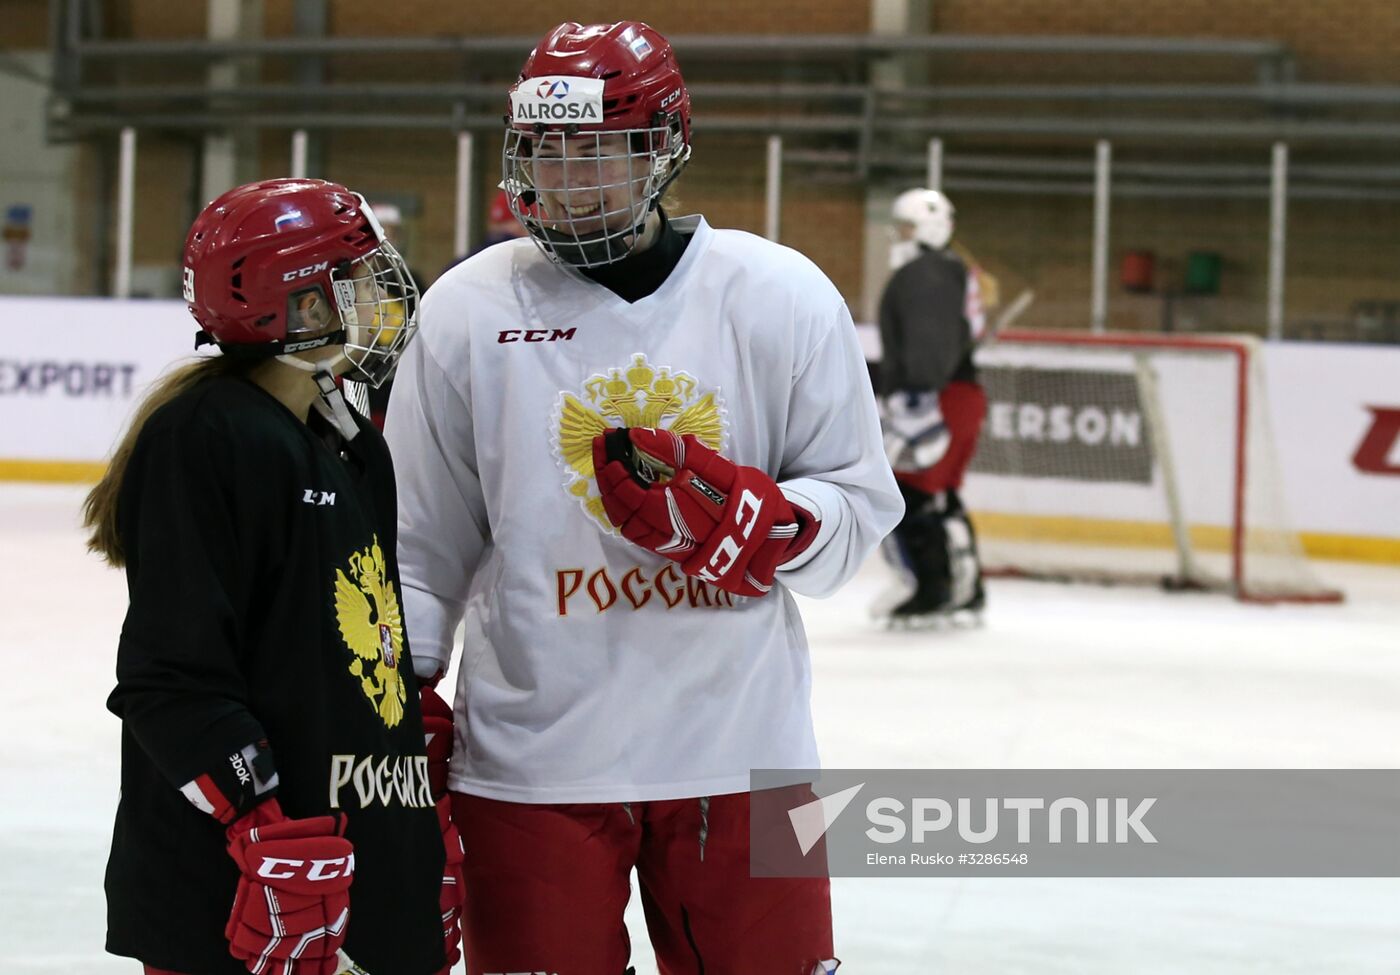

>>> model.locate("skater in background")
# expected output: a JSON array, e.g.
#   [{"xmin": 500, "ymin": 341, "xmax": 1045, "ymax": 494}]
[
  {"xmin": 83, "ymin": 178, "xmax": 462, "ymax": 975},
  {"xmin": 876, "ymin": 187, "xmax": 988, "ymax": 622},
  {"xmin": 438, "ymin": 189, "xmax": 532, "ymax": 277},
  {"xmin": 472, "ymin": 189, "xmax": 530, "ymax": 255}
]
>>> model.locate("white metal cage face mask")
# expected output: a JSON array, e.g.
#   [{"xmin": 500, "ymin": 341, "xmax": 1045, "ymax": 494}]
[
  {"xmin": 328, "ymin": 242, "xmax": 419, "ymax": 387},
  {"xmin": 502, "ymin": 124, "xmax": 690, "ymax": 269}
]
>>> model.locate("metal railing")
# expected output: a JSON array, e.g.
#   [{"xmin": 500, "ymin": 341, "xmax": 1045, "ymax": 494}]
[
  {"xmin": 47, "ymin": 0, "xmax": 1337, "ymax": 167},
  {"xmin": 44, "ymin": 33, "xmax": 1400, "ymax": 186}
]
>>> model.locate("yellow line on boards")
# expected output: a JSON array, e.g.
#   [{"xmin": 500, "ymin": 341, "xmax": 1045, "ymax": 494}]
[
  {"xmin": 1297, "ymin": 531, "xmax": 1400, "ymax": 566},
  {"xmin": 0, "ymin": 460, "xmax": 107, "ymax": 483},
  {"xmin": 971, "ymin": 511, "xmax": 1400, "ymax": 566},
  {"xmin": 2, "ymin": 463, "xmax": 1396, "ymax": 565}
]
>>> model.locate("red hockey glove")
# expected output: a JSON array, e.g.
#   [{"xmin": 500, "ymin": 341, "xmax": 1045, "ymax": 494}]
[
  {"xmin": 434, "ymin": 796, "xmax": 467, "ymax": 971},
  {"xmin": 420, "ymin": 683, "xmax": 453, "ymax": 800},
  {"xmin": 224, "ymin": 800, "xmax": 355, "ymax": 975},
  {"xmin": 592, "ymin": 427, "xmax": 813, "ymax": 597}
]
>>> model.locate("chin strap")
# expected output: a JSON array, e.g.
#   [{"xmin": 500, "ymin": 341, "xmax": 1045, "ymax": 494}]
[
  {"xmin": 310, "ymin": 369, "xmax": 361, "ymax": 441},
  {"xmin": 273, "ymin": 351, "xmax": 361, "ymax": 441}
]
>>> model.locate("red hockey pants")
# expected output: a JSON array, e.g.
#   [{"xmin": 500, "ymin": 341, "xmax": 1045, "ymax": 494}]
[{"xmin": 451, "ymin": 788, "xmax": 834, "ymax": 975}]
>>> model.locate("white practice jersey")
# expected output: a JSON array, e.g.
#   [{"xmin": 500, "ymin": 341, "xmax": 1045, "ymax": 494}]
[{"xmin": 386, "ymin": 216, "xmax": 902, "ymax": 803}]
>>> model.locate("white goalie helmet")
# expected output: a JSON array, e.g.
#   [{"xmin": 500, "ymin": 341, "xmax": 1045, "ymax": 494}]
[{"xmin": 892, "ymin": 188, "xmax": 955, "ymax": 251}]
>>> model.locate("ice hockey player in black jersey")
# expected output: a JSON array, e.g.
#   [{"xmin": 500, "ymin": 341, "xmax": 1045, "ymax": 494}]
[
  {"xmin": 82, "ymin": 179, "xmax": 464, "ymax": 975},
  {"xmin": 877, "ymin": 188, "xmax": 989, "ymax": 625}
]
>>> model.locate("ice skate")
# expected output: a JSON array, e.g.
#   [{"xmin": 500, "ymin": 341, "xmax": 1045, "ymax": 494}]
[{"xmin": 884, "ymin": 575, "xmax": 985, "ymax": 630}]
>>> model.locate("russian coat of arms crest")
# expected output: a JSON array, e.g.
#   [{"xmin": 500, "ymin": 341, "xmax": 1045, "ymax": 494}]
[
  {"xmin": 333, "ymin": 536, "xmax": 406, "ymax": 728},
  {"xmin": 551, "ymin": 353, "xmax": 726, "ymax": 532}
]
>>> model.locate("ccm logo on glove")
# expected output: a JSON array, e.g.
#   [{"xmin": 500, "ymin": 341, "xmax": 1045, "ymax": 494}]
[
  {"xmin": 255, "ymin": 853, "xmax": 355, "ymax": 882},
  {"xmin": 224, "ymin": 801, "xmax": 356, "ymax": 975},
  {"xmin": 694, "ymin": 488, "xmax": 763, "ymax": 584},
  {"xmin": 591, "ymin": 427, "xmax": 816, "ymax": 598}
]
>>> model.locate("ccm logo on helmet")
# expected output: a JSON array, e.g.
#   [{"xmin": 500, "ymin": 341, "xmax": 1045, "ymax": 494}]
[
  {"xmin": 282, "ymin": 261, "xmax": 329, "ymax": 282},
  {"xmin": 283, "ymin": 338, "xmax": 332, "ymax": 353}
]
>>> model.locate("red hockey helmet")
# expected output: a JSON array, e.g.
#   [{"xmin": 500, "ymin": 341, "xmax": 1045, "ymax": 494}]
[
  {"xmin": 502, "ymin": 22, "xmax": 692, "ymax": 268},
  {"xmin": 182, "ymin": 178, "xmax": 418, "ymax": 387}
]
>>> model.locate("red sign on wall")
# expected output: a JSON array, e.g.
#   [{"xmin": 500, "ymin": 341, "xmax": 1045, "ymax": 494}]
[{"xmin": 1352, "ymin": 407, "xmax": 1400, "ymax": 476}]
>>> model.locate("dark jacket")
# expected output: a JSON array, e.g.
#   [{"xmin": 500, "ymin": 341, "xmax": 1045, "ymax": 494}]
[{"xmin": 877, "ymin": 245, "xmax": 978, "ymax": 396}]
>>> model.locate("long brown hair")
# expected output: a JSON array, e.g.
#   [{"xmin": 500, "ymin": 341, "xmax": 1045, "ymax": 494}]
[{"xmin": 83, "ymin": 353, "xmax": 251, "ymax": 567}]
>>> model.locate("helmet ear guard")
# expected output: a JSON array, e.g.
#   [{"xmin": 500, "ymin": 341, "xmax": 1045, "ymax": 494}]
[{"xmin": 642, "ymin": 109, "xmax": 692, "ymax": 194}]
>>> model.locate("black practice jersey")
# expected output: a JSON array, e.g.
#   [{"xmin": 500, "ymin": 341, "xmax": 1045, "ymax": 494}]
[
  {"xmin": 104, "ymin": 375, "xmax": 444, "ymax": 975},
  {"xmin": 878, "ymin": 245, "xmax": 978, "ymax": 395}
]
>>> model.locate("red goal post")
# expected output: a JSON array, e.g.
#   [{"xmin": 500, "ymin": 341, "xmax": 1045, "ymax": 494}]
[{"xmin": 967, "ymin": 330, "xmax": 1342, "ymax": 604}]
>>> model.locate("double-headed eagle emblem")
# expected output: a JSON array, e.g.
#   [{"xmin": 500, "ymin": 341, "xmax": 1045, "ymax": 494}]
[
  {"xmin": 552, "ymin": 353, "xmax": 726, "ymax": 531},
  {"xmin": 333, "ymin": 536, "xmax": 407, "ymax": 728}
]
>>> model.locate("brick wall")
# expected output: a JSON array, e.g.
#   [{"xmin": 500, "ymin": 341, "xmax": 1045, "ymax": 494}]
[
  {"xmin": 321, "ymin": 129, "xmax": 462, "ymax": 284},
  {"xmin": 295, "ymin": 3, "xmax": 870, "ymax": 288},
  {"xmin": 946, "ymin": 185, "xmax": 1400, "ymax": 336},
  {"xmin": 666, "ymin": 134, "xmax": 864, "ymax": 299},
  {"xmin": 902, "ymin": 2, "xmax": 1400, "ymax": 334},
  {"xmin": 932, "ymin": 0, "xmax": 1400, "ymax": 84},
  {"xmin": 952, "ymin": 190, "xmax": 1275, "ymax": 332},
  {"xmin": 1, "ymin": 0, "xmax": 48, "ymax": 47},
  {"xmin": 127, "ymin": 135, "xmax": 196, "ymax": 269},
  {"xmin": 311, "ymin": 1, "xmax": 868, "ymax": 37},
  {"xmin": 104, "ymin": 0, "xmax": 204, "ymax": 40},
  {"xmin": 149, "ymin": 1, "xmax": 869, "ymax": 41},
  {"xmin": 256, "ymin": 129, "xmax": 866, "ymax": 299}
]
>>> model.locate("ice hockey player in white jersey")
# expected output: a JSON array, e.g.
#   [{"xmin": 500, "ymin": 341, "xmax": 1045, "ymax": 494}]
[{"xmin": 385, "ymin": 20, "xmax": 901, "ymax": 975}]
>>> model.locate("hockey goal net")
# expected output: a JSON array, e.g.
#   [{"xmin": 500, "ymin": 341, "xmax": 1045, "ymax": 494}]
[{"xmin": 966, "ymin": 330, "xmax": 1341, "ymax": 603}]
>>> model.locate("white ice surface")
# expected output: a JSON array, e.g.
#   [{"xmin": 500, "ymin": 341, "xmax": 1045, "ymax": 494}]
[{"xmin": 3, "ymin": 482, "xmax": 1399, "ymax": 974}]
